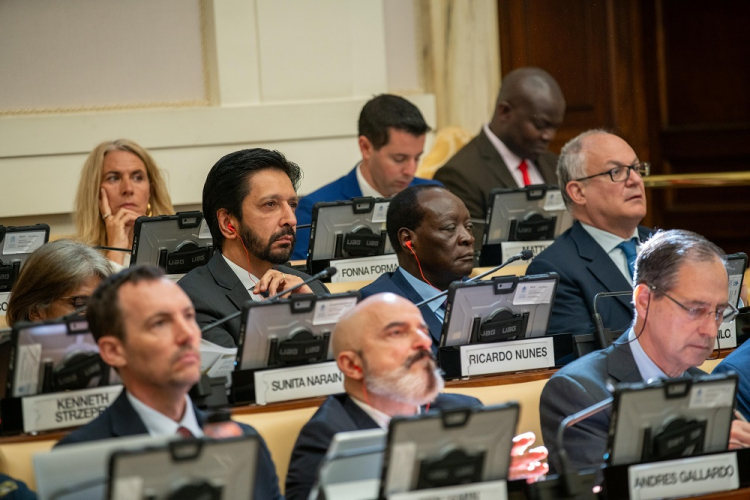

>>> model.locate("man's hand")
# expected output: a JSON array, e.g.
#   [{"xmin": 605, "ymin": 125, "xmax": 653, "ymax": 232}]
[
  {"xmin": 254, "ymin": 269, "xmax": 313, "ymax": 297},
  {"xmin": 203, "ymin": 420, "xmax": 244, "ymax": 439},
  {"xmin": 509, "ymin": 431, "xmax": 549, "ymax": 483},
  {"xmin": 729, "ymin": 419, "xmax": 750, "ymax": 449}
]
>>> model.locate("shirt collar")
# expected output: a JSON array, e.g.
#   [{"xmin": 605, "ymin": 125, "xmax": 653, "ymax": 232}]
[
  {"xmin": 222, "ymin": 253, "xmax": 262, "ymax": 300},
  {"xmin": 580, "ymin": 223, "xmax": 640, "ymax": 254},
  {"xmin": 126, "ymin": 391, "xmax": 204, "ymax": 438},
  {"xmin": 397, "ymin": 267, "xmax": 444, "ymax": 315},
  {"xmin": 483, "ymin": 123, "xmax": 525, "ymax": 170},
  {"xmin": 627, "ymin": 328, "xmax": 682, "ymax": 382},
  {"xmin": 350, "ymin": 395, "xmax": 420, "ymax": 430},
  {"xmin": 356, "ymin": 162, "xmax": 384, "ymax": 198}
]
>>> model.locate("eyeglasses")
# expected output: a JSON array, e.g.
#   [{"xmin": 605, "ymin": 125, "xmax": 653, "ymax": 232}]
[
  {"xmin": 649, "ymin": 285, "xmax": 739, "ymax": 325},
  {"xmin": 60, "ymin": 295, "xmax": 90, "ymax": 310},
  {"xmin": 575, "ymin": 162, "xmax": 650, "ymax": 183}
]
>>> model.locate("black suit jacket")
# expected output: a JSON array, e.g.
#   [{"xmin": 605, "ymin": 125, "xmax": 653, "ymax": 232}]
[
  {"xmin": 55, "ymin": 391, "xmax": 282, "ymax": 499},
  {"xmin": 285, "ymin": 392, "xmax": 482, "ymax": 500},
  {"xmin": 359, "ymin": 269, "xmax": 443, "ymax": 349},
  {"xmin": 526, "ymin": 221, "xmax": 652, "ymax": 336},
  {"xmin": 178, "ymin": 252, "xmax": 329, "ymax": 347},
  {"xmin": 434, "ymin": 128, "xmax": 558, "ymax": 245},
  {"xmin": 540, "ymin": 331, "xmax": 704, "ymax": 474}
]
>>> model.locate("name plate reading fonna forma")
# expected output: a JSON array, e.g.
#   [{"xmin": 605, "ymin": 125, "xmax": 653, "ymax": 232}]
[
  {"xmin": 254, "ymin": 361, "xmax": 344, "ymax": 405},
  {"xmin": 388, "ymin": 479, "xmax": 507, "ymax": 500},
  {"xmin": 715, "ymin": 319, "xmax": 737, "ymax": 350},
  {"xmin": 330, "ymin": 254, "xmax": 399, "ymax": 283},
  {"xmin": 627, "ymin": 452, "xmax": 739, "ymax": 500},
  {"xmin": 500, "ymin": 240, "xmax": 554, "ymax": 264},
  {"xmin": 460, "ymin": 337, "xmax": 555, "ymax": 377},
  {"xmin": 0, "ymin": 291, "xmax": 9, "ymax": 316},
  {"xmin": 22, "ymin": 385, "xmax": 123, "ymax": 433}
]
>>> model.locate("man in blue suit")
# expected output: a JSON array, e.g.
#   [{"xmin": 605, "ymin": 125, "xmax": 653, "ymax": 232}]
[
  {"xmin": 56, "ymin": 266, "xmax": 282, "ymax": 499},
  {"xmin": 285, "ymin": 293, "xmax": 549, "ymax": 500},
  {"xmin": 526, "ymin": 130, "xmax": 651, "ymax": 336},
  {"xmin": 359, "ymin": 185, "xmax": 475, "ymax": 348},
  {"xmin": 292, "ymin": 94, "xmax": 441, "ymax": 260}
]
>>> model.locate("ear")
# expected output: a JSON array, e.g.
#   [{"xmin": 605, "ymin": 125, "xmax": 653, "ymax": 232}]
[
  {"xmin": 495, "ymin": 100, "xmax": 513, "ymax": 122},
  {"xmin": 98, "ymin": 336, "xmax": 127, "ymax": 370},
  {"xmin": 398, "ymin": 228, "xmax": 416, "ymax": 254},
  {"xmin": 28, "ymin": 307, "xmax": 46, "ymax": 322},
  {"xmin": 337, "ymin": 351, "xmax": 364, "ymax": 380},
  {"xmin": 216, "ymin": 209, "xmax": 238, "ymax": 240},
  {"xmin": 358, "ymin": 136, "xmax": 374, "ymax": 161},
  {"xmin": 566, "ymin": 180, "xmax": 586, "ymax": 207},
  {"xmin": 633, "ymin": 284, "xmax": 651, "ymax": 318}
]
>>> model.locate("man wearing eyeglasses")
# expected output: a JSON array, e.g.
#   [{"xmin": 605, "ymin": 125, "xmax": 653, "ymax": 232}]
[
  {"xmin": 526, "ymin": 129, "xmax": 651, "ymax": 336},
  {"xmin": 540, "ymin": 229, "xmax": 749, "ymax": 474}
]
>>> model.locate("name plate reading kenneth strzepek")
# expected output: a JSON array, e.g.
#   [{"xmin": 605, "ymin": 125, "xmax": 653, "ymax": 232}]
[
  {"xmin": 459, "ymin": 337, "xmax": 555, "ymax": 377},
  {"xmin": 254, "ymin": 361, "xmax": 344, "ymax": 405},
  {"xmin": 22, "ymin": 385, "xmax": 123, "ymax": 433}
]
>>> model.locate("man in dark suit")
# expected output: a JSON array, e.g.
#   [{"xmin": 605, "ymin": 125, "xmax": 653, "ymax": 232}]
[
  {"xmin": 360, "ymin": 185, "xmax": 475, "ymax": 348},
  {"xmin": 526, "ymin": 130, "xmax": 651, "ymax": 335},
  {"xmin": 285, "ymin": 293, "xmax": 548, "ymax": 500},
  {"xmin": 56, "ymin": 266, "xmax": 282, "ymax": 499},
  {"xmin": 541, "ymin": 230, "xmax": 750, "ymax": 475},
  {"xmin": 435, "ymin": 67, "xmax": 565, "ymax": 245},
  {"xmin": 291, "ymin": 94, "xmax": 441, "ymax": 260},
  {"xmin": 179, "ymin": 149, "xmax": 328, "ymax": 347}
]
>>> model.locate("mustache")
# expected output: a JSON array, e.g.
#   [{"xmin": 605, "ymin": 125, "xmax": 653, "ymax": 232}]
[
  {"xmin": 405, "ymin": 349, "xmax": 436, "ymax": 369},
  {"xmin": 271, "ymin": 226, "xmax": 295, "ymax": 243}
]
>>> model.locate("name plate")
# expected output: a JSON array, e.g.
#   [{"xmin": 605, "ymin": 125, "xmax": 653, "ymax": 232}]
[
  {"xmin": 388, "ymin": 480, "xmax": 507, "ymax": 500},
  {"xmin": 460, "ymin": 337, "xmax": 555, "ymax": 377},
  {"xmin": 165, "ymin": 273, "xmax": 186, "ymax": 283},
  {"xmin": 628, "ymin": 452, "xmax": 739, "ymax": 500},
  {"xmin": 715, "ymin": 319, "xmax": 737, "ymax": 349},
  {"xmin": 22, "ymin": 385, "xmax": 123, "ymax": 433},
  {"xmin": 0, "ymin": 291, "xmax": 9, "ymax": 316},
  {"xmin": 500, "ymin": 240, "xmax": 553, "ymax": 264},
  {"xmin": 330, "ymin": 254, "xmax": 399, "ymax": 283},
  {"xmin": 253, "ymin": 361, "xmax": 344, "ymax": 405}
]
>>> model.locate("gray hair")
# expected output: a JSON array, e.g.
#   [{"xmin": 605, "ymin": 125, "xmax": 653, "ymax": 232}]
[
  {"xmin": 557, "ymin": 129, "xmax": 611, "ymax": 208},
  {"xmin": 635, "ymin": 229, "xmax": 726, "ymax": 296}
]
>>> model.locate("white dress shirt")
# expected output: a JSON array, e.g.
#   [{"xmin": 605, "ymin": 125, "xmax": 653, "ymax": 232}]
[
  {"xmin": 483, "ymin": 124, "xmax": 545, "ymax": 187},
  {"xmin": 580, "ymin": 223, "xmax": 641, "ymax": 283},
  {"xmin": 350, "ymin": 396, "xmax": 420, "ymax": 430},
  {"xmin": 356, "ymin": 162, "xmax": 384, "ymax": 198},
  {"xmin": 222, "ymin": 254, "xmax": 263, "ymax": 302},
  {"xmin": 126, "ymin": 392, "xmax": 204, "ymax": 437}
]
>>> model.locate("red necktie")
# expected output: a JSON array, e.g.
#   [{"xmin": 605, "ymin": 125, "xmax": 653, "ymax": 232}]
[
  {"xmin": 518, "ymin": 160, "xmax": 532, "ymax": 186},
  {"xmin": 176, "ymin": 426, "xmax": 194, "ymax": 438}
]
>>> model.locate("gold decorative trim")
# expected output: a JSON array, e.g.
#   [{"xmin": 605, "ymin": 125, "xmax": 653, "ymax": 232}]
[{"xmin": 645, "ymin": 172, "xmax": 750, "ymax": 188}]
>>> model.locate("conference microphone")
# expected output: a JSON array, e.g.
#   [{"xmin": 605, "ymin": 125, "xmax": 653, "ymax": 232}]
[
  {"xmin": 591, "ymin": 291, "xmax": 632, "ymax": 350},
  {"xmin": 200, "ymin": 266, "xmax": 337, "ymax": 333},
  {"xmin": 414, "ymin": 249, "xmax": 534, "ymax": 308}
]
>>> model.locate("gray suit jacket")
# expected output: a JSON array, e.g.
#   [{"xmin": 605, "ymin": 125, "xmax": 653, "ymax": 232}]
[
  {"xmin": 178, "ymin": 252, "xmax": 329, "ymax": 347},
  {"xmin": 434, "ymin": 128, "xmax": 558, "ymax": 245},
  {"xmin": 540, "ymin": 330, "xmax": 705, "ymax": 474}
]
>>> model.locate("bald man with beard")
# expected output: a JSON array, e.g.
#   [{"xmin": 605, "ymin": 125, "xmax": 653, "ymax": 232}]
[
  {"xmin": 435, "ymin": 67, "xmax": 565, "ymax": 245},
  {"xmin": 284, "ymin": 293, "xmax": 548, "ymax": 500}
]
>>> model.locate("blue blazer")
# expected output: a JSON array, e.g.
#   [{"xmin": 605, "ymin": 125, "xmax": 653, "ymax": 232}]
[
  {"xmin": 526, "ymin": 221, "xmax": 652, "ymax": 336},
  {"xmin": 285, "ymin": 392, "xmax": 481, "ymax": 500},
  {"xmin": 713, "ymin": 340, "xmax": 750, "ymax": 419},
  {"xmin": 360, "ymin": 269, "xmax": 443, "ymax": 350},
  {"xmin": 56, "ymin": 391, "xmax": 282, "ymax": 499},
  {"xmin": 292, "ymin": 166, "xmax": 441, "ymax": 260}
]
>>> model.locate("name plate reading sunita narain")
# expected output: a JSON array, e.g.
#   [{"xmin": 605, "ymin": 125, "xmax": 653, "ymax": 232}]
[
  {"xmin": 715, "ymin": 319, "xmax": 737, "ymax": 350},
  {"xmin": 254, "ymin": 361, "xmax": 344, "ymax": 405},
  {"xmin": 500, "ymin": 240, "xmax": 553, "ymax": 264},
  {"xmin": 628, "ymin": 452, "xmax": 739, "ymax": 500},
  {"xmin": 388, "ymin": 479, "xmax": 507, "ymax": 500},
  {"xmin": 0, "ymin": 291, "xmax": 9, "ymax": 316},
  {"xmin": 22, "ymin": 385, "xmax": 123, "ymax": 433},
  {"xmin": 330, "ymin": 254, "xmax": 399, "ymax": 283},
  {"xmin": 460, "ymin": 337, "xmax": 555, "ymax": 377}
]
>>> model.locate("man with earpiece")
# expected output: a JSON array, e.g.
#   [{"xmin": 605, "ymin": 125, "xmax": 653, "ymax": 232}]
[
  {"xmin": 179, "ymin": 149, "xmax": 329, "ymax": 348},
  {"xmin": 359, "ymin": 184, "xmax": 475, "ymax": 350}
]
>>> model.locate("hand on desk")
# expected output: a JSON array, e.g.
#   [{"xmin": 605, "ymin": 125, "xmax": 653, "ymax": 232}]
[
  {"xmin": 509, "ymin": 431, "xmax": 549, "ymax": 483},
  {"xmin": 729, "ymin": 419, "xmax": 750, "ymax": 449}
]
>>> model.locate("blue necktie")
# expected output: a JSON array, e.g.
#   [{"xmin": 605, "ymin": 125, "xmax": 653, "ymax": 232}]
[{"xmin": 617, "ymin": 238, "xmax": 639, "ymax": 279}]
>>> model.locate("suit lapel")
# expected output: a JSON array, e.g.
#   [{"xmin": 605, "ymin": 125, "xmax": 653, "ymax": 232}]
[
  {"xmin": 391, "ymin": 271, "xmax": 444, "ymax": 345},
  {"xmin": 343, "ymin": 166, "xmax": 364, "ymax": 198},
  {"xmin": 476, "ymin": 130, "xmax": 518, "ymax": 189},
  {"xmin": 208, "ymin": 253, "xmax": 251, "ymax": 311},
  {"xmin": 109, "ymin": 391, "xmax": 149, "ymax": 437},
  {"xmin": 606, "ymin": 332, "xmax": 643, "ymax": 384},
  {"xmin": 342, "ymin": 395, "xmax": 381, "ymax": 430}
]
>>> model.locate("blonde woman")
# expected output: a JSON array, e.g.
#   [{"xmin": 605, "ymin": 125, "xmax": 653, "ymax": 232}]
[{"xmin": 75, "ymin": 139, "xmax": 174, "ymax": 268}]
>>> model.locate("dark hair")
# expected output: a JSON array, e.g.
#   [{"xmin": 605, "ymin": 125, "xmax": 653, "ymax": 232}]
[
  {"xmin": 635, "ymin": 229, "xmax": 726, "ymax": 295},
  {"xmin": 358, "ymin": 95, "xmax": 431, "ymax": 150},
  {"xmin": 202, "ymin": 148, "xmax": 302, "ymax": 250},
  {"xmin": 87, "ymin": 265, "xmax": 165, "ymax": 343},
  {"xmin": 386, "ymin": 185, "xmax": 446, "ymax": 252}
]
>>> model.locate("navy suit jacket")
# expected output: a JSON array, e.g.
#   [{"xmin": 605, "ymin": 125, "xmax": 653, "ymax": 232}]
[
  {"xmin": 526, "ymin": 221, "xmax": 652, "ymax": 336},
  {"xmin": 56, "ymin": 391, "xmax": 282, "ymax": 499},
  {"xmin": 285, "ymin": 392, "xmax": 482, "ymax": 500},
  {"xmin": 359, "ymin": 269, "xmax": 443, "ymax": 350},
  {"xmin": 713, "ymin": 339, "xmax": 750, "ymax": 419},
  {"xmin": 292, "ymin": 166, "xmax": 441, "ymax": 260},
  {"xmin": 178, "ymin": 252, "xmax": 329, "ymax": 347}
]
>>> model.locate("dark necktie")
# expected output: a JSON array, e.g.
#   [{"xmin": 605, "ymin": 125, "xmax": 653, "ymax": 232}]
[
  {"xmin": 617, "ymin": 238, "xmax": 639, "ymax": 279},
  {"xmin": 518, "ymin": 160, "xmax": 532, "ymax": 186}
]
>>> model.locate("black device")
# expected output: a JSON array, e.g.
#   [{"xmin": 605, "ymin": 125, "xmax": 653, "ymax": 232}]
[
  {"xmin": 0, "ymin": 224, "xmax": 50, "ymax": 292},
  {"xmin": 131, "ymin": 212, "xmax": 213, "ymax": 274}
]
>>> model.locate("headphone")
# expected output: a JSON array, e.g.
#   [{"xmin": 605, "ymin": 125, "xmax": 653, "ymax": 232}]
[
  {"xmin": 405, "ymin": 239, "xmax": 438, "ymax": 289},
  {"xmin": 227, "ymin": 222, "xmax": 235, "ymax": 233}
]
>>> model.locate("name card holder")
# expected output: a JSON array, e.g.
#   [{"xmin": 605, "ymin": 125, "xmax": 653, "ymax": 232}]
[
  {"xmin": 329, "ymin": 254, "xmax": 399, "ymax": 284},
  {"xmin": 439, "ymin": 333, "xmax": 574, "ymax": 380},
  {"xmin": 230, "ymin": 361, "xmax": 344, "ymax": 406},
  {"xmin": 0, "ymin": 291, "xmax": 9, "ymax": 316},
  {"xmin": 387, "ymin": 479, "xmax": 508, "ymax": 500},
  {"xmin": 1, "ymin": 384, "xmax": 123, "ymax": 435},
  {"xmin": 603, "ymin": 447, "xmax": 750, "ymax": 500}
]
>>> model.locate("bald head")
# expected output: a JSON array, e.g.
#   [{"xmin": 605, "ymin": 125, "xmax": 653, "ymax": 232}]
[{"xmin": 496, "ymin": 67, "xmax": 564, "ymax": 104}]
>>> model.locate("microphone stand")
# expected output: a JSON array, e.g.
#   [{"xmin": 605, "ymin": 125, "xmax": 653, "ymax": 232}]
[{"xmin": 591, "ymin": 291, "xmax": 632, "ymax": 350}]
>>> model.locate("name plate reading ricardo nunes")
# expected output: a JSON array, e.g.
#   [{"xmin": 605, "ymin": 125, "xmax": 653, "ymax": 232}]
[
  {"xmin": 22, "ymin": 385, "xmax": 123, "ymax": 433},
  {"xmin": 628, "ymin": 452, "xmax": 739, "ymax": 500},
  {"xmin": 388, "ymin": 480, "xmax": 507, "ymax": 500},
  {"xmin": 0, "ymin": 291, "xmax": 9, "ymax": 316},
  {"xmin": 459, "ymin": 337, "xmax": 555, "ymax": 377},
  {"xmin": 330, "ymin": 254, "xmax": 399, "ymax": 283},
  {"xmin": 254, "ymin": 361, "xmax": 344, "ymax": 405}
]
